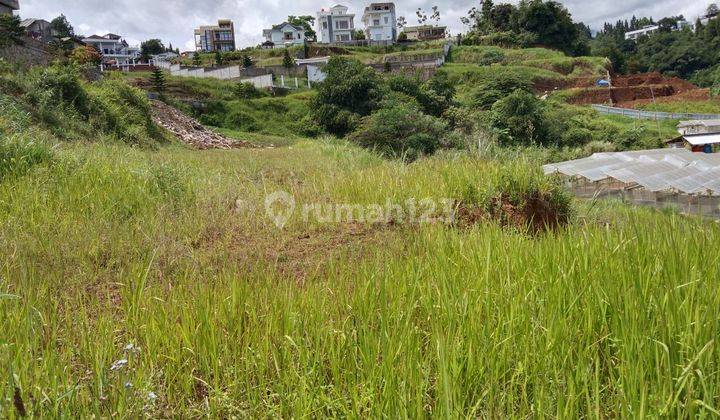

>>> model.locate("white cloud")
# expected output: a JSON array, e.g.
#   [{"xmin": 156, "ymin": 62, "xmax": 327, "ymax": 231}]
[{"xmin": 16, "ymin": 0, "xmax": 715, "ymax": 50}]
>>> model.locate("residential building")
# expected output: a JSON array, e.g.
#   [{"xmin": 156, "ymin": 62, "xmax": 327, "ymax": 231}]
[
  {"xmin": 194, "ymin": 19, "xmax": 236, "ymax": 52},
  {"xmin": 362, "ymin": 2, "xmax": 397, "ymax": 42},
  {"xmin": 0, "ymin": 0, "xmax": 19, "ymax": 15},
  {"xmin": 262, "ymin": 22, "xmax": 307, "ymax": 48},
  {"xmin": 401, "ymin": 25, "xmax": 447, "ymax": 41},
  {"xmin": 20, "ymin": 18, "xmax": 52, "ymax": 42},
  {"xmin": 82, "ymin": 33, "xmax": 140, "ymax": 66},
  {"xmin": 317, "ymin": 4, "xmax": 355, "ymax": 43},
  {"xmin": 624, "ymin": 25, "xmax": 659, "ymax": 41}
]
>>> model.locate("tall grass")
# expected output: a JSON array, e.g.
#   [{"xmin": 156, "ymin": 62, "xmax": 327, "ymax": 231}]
[{"xmin": 1, "ymin": 139, "xmax": 720, "ymax": 417}]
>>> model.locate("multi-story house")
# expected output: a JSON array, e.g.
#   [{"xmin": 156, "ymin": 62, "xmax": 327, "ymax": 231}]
[
  {"xmin": 0, "ymin": 0, "xmax": 19, "ymax": 15},
  {"xmin": 401, "ymin": 25, "xmax": 447, "ymax": 41},
  {"xmin": 317, "ymin": 4, "xmax": 355, "ymax": 43},
  {"xmin": 362, "ymin": 2, "xmax": 396, "ymax": 42},
  {"xmin": 262, "ymin": 22, "xmax": 307, "ymax": 48},
  {"xmin": 194, "ymin": 20, "xmax": 236, "ymax": 52},
  {"xmin": 82, "ymin": 33, "xmax": 140, "ymax": 66}
]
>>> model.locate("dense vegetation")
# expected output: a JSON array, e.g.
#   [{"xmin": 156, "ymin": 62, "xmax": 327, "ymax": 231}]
[
  {"xmin": 460, "ymin": 0, "xmax": 591, "ymax": 56},
  {"xmin": 592, "ymin": 5, "xmax": 720, "ymax": 83}
]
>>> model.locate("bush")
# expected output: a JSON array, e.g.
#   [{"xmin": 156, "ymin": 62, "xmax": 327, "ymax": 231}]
[
  {"xmin": 312, "ymin": 57, "xmax": 383, "ymax": 136},
  {"xmin": 560, "ymin": 127, "xmax": 593, "ymax": 147},
  {"xmin": 0, "ymin": 14, "xmax": 24, "ymax": 48},
  {"xmin": 28, "ymin": 64, "xmax": 91, "ymax": 119},
  {"xmin": 470, "ymin": 72, "xmax": 533, "ymax": 110},
  {"xmin": 87, "ymin": 79, "xmax": 164, "ymax": 147},
  {"xmin": 349, "ymin": 103, "xmax": 448, "ymax": 162},
  {"xmin": 490, "ymin": 89, "xmax": 549, "ymax": 146},
  {"xmin": 224, "ymin": 109, "xmax": 259, "ymax": 132},
  {"xmin": 235, "ymin": 82, "xmax": 264, "ymax": 99},
  {"xmin": 477, "ymin": 48, "xmax": 506, "ymax": 66}
]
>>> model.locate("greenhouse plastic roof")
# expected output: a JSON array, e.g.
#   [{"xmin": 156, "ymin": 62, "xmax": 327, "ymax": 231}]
[{"xmin": 543, "ymin": 149, "xmax": 720, "ymax": 195}]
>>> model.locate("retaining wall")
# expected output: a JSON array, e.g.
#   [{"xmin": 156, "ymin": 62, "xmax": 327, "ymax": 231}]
[{"xmin": 0, "ymin": 37, "xmax": 52, "ymax": 67}]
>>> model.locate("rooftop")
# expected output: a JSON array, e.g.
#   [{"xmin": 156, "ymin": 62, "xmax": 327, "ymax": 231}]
[{"xmin": 544, "ymin": 149, "xmax": 720, "ymax": 195}]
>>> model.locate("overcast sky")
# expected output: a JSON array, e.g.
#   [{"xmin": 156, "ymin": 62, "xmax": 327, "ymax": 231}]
[{"xmin": 18, "ymin": 0, "xmax": 710, "ymax": 50}]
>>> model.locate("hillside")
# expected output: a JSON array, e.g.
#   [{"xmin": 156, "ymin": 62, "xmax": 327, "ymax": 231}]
[{"xmin": 2, "ymin": 44, "xmax": 720, "ymax": 417}]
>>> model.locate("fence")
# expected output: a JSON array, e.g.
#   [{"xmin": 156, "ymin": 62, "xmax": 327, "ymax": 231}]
[{"xmin": 591, "ymin": 105, "xmax": 720, "ymax": 121}]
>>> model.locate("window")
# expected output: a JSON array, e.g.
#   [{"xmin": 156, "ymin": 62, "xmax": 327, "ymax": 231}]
[
  {"xmin": 373, "ymin": 19, "xmax": 380, "ymax": 26},
  {"xmin": 284, "ymin": 32, "xmax": 294, "ymax": 40},
  {"xmin": 384, "ymin": 17, "xmax": 389, "ymax": 24},
  {"xmin": 323, "ymin": 22, "xmax": 328, "ymax": 29},
  {"xmin": 337, "ymin": 20, "xmax": 349, "ymax": 29}
]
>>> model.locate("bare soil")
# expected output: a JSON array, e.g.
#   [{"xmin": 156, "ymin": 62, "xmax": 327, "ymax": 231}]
[{"xmin": 564, "ymin": 72, "xmax": 704, "ymax": 107}]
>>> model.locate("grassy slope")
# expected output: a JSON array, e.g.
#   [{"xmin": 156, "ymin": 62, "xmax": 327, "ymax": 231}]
[{"xmin": 2, "ymin": 139, "xmax": 720, "ymax": 417}]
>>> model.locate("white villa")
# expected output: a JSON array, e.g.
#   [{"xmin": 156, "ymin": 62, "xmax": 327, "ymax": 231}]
[
  {"xmin": 82, "ymin": 33, "xmax": 140, "ymax": 66},
  {"xmin": 262, "ymin": 22, "xmax": 307, "ymax": 48},
  {"xmin": 317, "ymin": 4, "xmax": 355, "ymax": 43},
  {"xmin": 362, "ymin": 2, "xmax": 397, "ymax": 42}
]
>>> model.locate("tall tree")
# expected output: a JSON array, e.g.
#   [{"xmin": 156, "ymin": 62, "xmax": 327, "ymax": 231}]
[
  {"xmin": 0, "ymin": 15, "xmax": 24, "ymax": 47},
  {"xmin": 214, "ymin": 50, "xmax": 223, "ymax": 66},
  {"xmin": 282, "ymin": 48, "xmax": 295, "ymax": 68},
  {"xmin": 50, "ymin": 14, "xmax": 74, "ymax": 38},
  {"xmin": 140, "ymin": 39, "xmax": 165, "ymax": 62},
  {"xmin": 242, "ymin": 54, "xmax": 253, "ymax": 68},
  {"xmin": 288, "ymin": 16, "xmax": 316, "ymax": 41}
]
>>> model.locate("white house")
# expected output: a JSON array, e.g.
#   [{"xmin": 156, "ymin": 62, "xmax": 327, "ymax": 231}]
[
  {"xmin": 317, "ymin": 4, "xmax": 355, "ymax": 43},
  {"xmin": 624, "ymin": 25, "xmax": 659, "ymax": 41},
  {"xmin": 82, "ymin": 33, "xmax": 140, "ymax": 66},
  {"xmin": 262, "ymin": 22, "xmax": 307, "ymax": 48},
  {"xmin": 362, "ymin": 2, "xmax": 397, "ymax": 42}
]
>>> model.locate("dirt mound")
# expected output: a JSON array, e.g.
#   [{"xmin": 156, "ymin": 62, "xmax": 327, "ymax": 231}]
[
  {"xmin": 454, "ymin": 192, "xmax": 570, "ymax": 234},
  {"xmin": 616, "ymin": 88, "xmax": 712, "ymax": 109},
  {"xmin": 151, "ymin": 100, "xmax": 256, "ymax": 150},
  {"xmin": 612, "ymin": 72, "xmax": 697, "ymax": 92}
]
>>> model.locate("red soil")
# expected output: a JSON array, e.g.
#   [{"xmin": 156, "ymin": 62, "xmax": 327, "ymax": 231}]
[{"xmin": 563, "ymin": 72, "xmax": 703, "ymax": 107}]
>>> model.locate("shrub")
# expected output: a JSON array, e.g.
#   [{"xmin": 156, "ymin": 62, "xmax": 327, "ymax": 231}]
[
  {"xmin": 470, "ymin": 72, "xmax": 533, "ymax": 110},
  {"xmin": 28, "ymin": 64, "xmax": 91, "ymax": 119},
  {"xmin": 490, "ymin": 89, "xmax": 549, "ymax": 146},
  {"xmin": 87, "ymin": 79, "xmax": 164, "ymax": 147},
  {"xmin": 312, "ymin": 57, "xmax": 383, "ymax": 136},
  {"xmin": 0, "ymin": 14, "xmax": 24, "ymax": 48},
  {"xmin": 560, "ymin": 127, "xmax": 593, "ymax": 147},
  {"xmin": 224, "ymin": 109, "xmax": 259, "ymax": 132},
  {"xmin": 70, "ymin": 46, "xmax": 102, "ymax": 66},
  {"xmin": 477, "ymin": 48, "xmax": 506, "ymax": 66},
  {"xmin": 349, "ymin": 103, "xmax": 448, "ymax": 162},
  {"xmin": 234, "ymin": 82, "xmax": 264, "ymax": 99}
]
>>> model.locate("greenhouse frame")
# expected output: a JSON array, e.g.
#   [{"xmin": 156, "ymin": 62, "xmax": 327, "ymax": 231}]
[{"xmin": 543, "ymin": 149, "xmax": 720, "ymax": 218}]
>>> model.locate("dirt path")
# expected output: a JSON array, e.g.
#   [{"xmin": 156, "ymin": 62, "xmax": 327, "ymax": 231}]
[{"xmin": 151, "ymin": 100, "xmax": 256, "ymax": 150}]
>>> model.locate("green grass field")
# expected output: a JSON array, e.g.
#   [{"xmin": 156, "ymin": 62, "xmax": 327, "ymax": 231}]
[
  {"xmin": 2, "ymin": 138, "xmax": 720, "ymax": 417},
  {"xmin": 3, "ymin": 45, "xmax": 720, "ymax": 417}
]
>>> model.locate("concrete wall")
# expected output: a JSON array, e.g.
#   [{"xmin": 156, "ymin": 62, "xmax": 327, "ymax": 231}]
[{"xmin": 0, "ymin": 37, "xmax": 52, "ymax": 67}]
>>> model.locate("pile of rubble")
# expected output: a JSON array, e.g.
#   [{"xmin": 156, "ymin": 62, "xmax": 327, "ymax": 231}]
[{"xmin": 150, "ymin": 100, "xmax": 256, "ymax": 150}]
